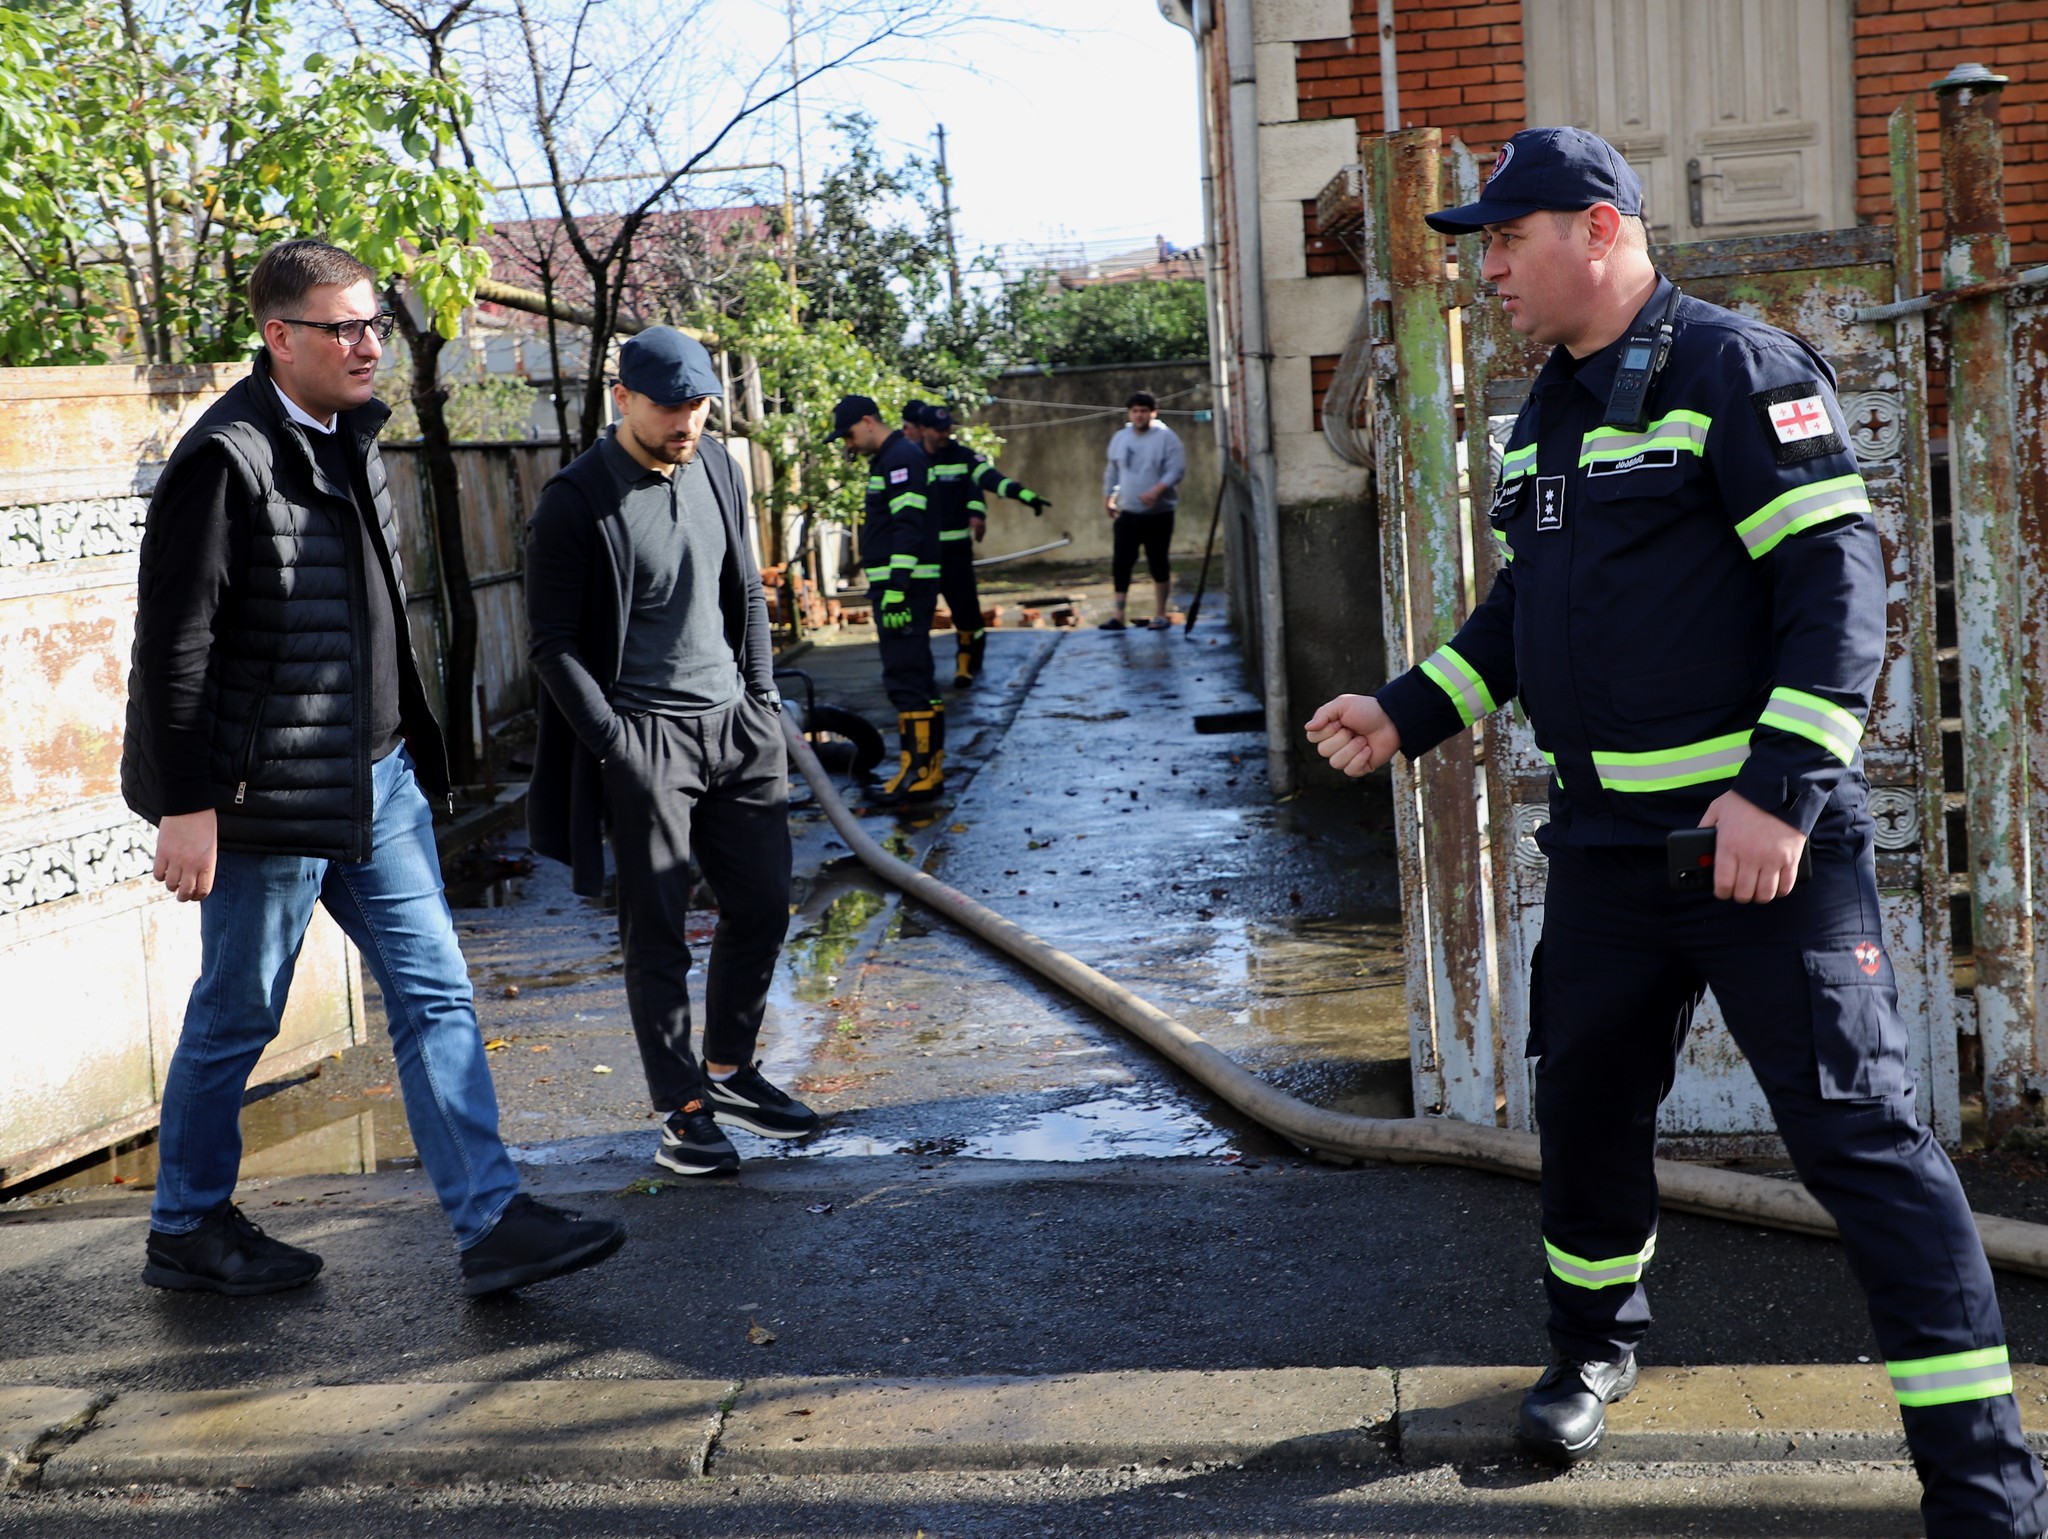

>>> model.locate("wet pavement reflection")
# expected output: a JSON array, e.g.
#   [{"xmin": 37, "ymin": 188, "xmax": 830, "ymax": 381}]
[{"xmin": 9, "ymin": 586, "xmax": 1412, "ymax": 1202}]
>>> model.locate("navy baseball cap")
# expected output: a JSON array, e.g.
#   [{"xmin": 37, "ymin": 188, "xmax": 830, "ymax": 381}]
[
  {"xmin": 922, "ymin": 405, "xmax": 955, "ymax": 432},
  {"xmin": 826, "ymin": 394, "xmax": 880, "ymax": 443},
  {"xmin": 903, "ymin": 398, "xmax": 931, "ymax": 426},
  {"xmin": 617, "ymin": 326, "xmax": 722, "ymax": 404},
  {"xmin": 1424, "ymin": 126, "xmax": 1644, "ymax": 235}
]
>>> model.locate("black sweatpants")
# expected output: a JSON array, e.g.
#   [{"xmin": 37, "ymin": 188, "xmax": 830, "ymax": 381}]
[
  {"xmin": 1111, "ymin": 508, "xmax": 1175, "ymax": 591},
  {"xmin": 1532, "ymin": 797, "xmax": 2045, "ymax": 1537},
  {"xmin": 602, "ymin": 695, "xmax": 791, "ymax": 1112},
  {"xmin": 939, "ymin": 537, "xmax": 982, "ymax": 638},
  {"xmin": 877, "ymin": 578, "xmax": 940, "ymax": 712}
]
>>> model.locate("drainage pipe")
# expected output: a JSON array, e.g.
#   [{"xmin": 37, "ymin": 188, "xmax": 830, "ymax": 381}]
[{"xmin": 783, "ymin": 715, "xmax": 2048, "ymax": 1281}]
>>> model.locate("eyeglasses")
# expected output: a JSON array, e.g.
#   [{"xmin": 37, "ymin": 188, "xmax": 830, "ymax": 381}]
[{"xmin": 280, "ymin": 313, "xmax": 398, "ymax": 347}]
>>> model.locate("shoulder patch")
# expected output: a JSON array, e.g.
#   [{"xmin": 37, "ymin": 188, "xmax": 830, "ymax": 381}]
[
  {"xmin": 888, "ymin": 466, "xmax": 910, "ymax": 484},
  {"xmin": 1751, "ymin": 381, "xmax": 1845, "ymax": 464}
]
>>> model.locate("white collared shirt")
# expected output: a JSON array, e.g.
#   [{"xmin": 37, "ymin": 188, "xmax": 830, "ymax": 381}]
[{"xmin": 273, "ymin": 381, "xmax": 337, "ymax": 435}]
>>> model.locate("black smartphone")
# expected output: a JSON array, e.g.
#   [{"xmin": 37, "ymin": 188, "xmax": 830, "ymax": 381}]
[{"xmin": 1667, "ymin": 827, "xmax": 1814, "ymax": 893}]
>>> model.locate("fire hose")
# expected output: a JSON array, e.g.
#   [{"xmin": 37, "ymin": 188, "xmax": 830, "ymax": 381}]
[{"xmin": 782, "ymin": 714, "xmax": 2048, "ymax": 1280}]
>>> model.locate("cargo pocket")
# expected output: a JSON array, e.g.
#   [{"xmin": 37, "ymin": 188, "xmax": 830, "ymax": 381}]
[
  {"xmin": 1525, "ymin": 941, "xmax": 1549, "ymax": 1060},
  {"xmin": 1805, "ymin": 946, "xmax": 1909, "ymax": 1099}
]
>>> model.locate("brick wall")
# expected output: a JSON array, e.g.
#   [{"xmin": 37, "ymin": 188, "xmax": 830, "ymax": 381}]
[
  {"xmin": 1286, "ymin": 1, "xmax": 2047, "ymax": 276},
  {"xmin": 1293, "ymin": 2, "xmax": 1526, "ymax": 161},
  {"xmin": 1852, "ymin": 1, "xmax": 2048, "ymax": 278}
]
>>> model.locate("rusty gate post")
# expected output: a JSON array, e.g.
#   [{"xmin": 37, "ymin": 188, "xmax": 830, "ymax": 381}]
[
  {"xmin": 1382, "ymin": 128, "xmax": 1498, "ymax": 1124},
  {"xmin": 1936, "ymin": 63, "xmax": 2037, "ymax": 1134}
]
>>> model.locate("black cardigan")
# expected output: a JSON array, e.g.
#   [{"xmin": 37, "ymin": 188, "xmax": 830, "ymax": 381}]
[{"xmin": 524, "ymin": 432, "xmax": 775, "ymax": 896}]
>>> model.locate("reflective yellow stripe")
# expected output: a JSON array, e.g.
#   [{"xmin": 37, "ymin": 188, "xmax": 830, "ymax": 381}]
[
  {"xmin": 1756, "ymin": 687, "xmax": 1863, "ymax": 765},
  {"xmin": 867, "ymin": 475, "xmax": 884, "ymax": 490},
  {"xmin": 967, "ymin": 499, "xmax": 986, "ymax": 514},
  {"xmin": 889, "ymin": 553, "xmax": 917, "ymax": 570},
  {"xmin": 1592, "ymin": 732, "xmax": 1751, "ymax": 792},
  {"xmin": 1577, "ymin": 410, "xmax": 1711, "ymax": 467},
  {"xmin": 863, "ymin": 565, "xmax": 891, "ymax": 583},
  {"xmin": 912, "ymin": 564, "xmax": 941, "ymax": 579},
  {"xmin": 1735, "ymin": 474, "xmax": 1870, "ymax": 558},
  {"xmin": 889, "ymin": 491, "xmax": 927, "ymax": 514},
  {"xmin": 1490, "ymin": 527, "xmax": 1514, "ymax": 563},
  {"xmin": 930, "ymin": 463, "xmax": 967, "ymax": 480},
  {"xmin": 1888, "ymin": 1347, "xmax": 2013, "ymax": 1408},
  {"xmin": 938, "ymin": 527, "xmax": 972, "ymax": 541},
  {"xmin": 1418, "ymin": 644, "xmax": 1496, "ymax": 728},
  {"xmin": 1545, "ymin": 1233, "xmax": 1657, "ymax": 1290},
  {"xmin": 1501, "ymin": 444, "xmax": 1538, "ymax": 478}
]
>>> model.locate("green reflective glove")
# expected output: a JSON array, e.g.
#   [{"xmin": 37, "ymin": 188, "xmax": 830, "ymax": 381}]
[
  {"xmin": 1022, "ymin": 489, "xmax": 1050, "ymax": 512},
  {"xmin": 878, "ymin": 588, "xmax": 912, "ymax": 630}
]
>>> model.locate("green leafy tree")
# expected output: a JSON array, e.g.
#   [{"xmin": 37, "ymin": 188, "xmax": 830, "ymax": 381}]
[
  {"xmin": 0, "ymin": 0, "xmax": 487, "ymax": 366},
  {"xmin": 1002, "ymin": 277, "xmax": 1210, "ymax": 369}
]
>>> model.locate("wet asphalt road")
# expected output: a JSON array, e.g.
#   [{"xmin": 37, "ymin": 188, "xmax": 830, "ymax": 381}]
[
  {"xmin": 0, "ymin": 1462, "xmax": 1938, "ymax": 1538},
  {"xmin": 10, "ymin": 581, "xmax": 2048, "ymax": 1533}
]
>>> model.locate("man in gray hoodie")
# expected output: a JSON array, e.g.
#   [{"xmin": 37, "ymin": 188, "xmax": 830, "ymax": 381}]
[{"xmin": 1101, "ymin": 391, "xmax": 1186, "ymax": 630}]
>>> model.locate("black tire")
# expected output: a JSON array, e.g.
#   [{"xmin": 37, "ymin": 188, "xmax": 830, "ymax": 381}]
[{"xmin": 803, "ymin": 703, "xmax": 886, "ymax": 778}]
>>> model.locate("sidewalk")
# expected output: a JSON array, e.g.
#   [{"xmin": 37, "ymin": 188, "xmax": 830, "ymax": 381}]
[{"xmin": 14, "ymin": 1358, "xmax": 2048, "ymax": 1491}]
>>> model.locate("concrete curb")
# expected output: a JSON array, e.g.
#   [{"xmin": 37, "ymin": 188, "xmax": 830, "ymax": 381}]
[{"xmin": 18, "ymin": 1365, "xmax": 2048, "ymax": 1489}]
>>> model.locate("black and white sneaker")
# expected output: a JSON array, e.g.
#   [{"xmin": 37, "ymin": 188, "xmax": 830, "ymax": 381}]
[
  {"xmin": 705, "ymin": 1064, "xmax": 821, "ymax": 1140},
  {"xmin": 656, "ymin": 1099, "xmax": 740, "ymax": 1176}
]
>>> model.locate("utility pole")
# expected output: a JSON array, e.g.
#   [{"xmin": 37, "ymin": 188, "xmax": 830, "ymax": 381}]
[
  {"xmin": 934, "ymin": 123, "xmax": 963, "ymax": 321},
  {"xmin": 787, "ymin": 0, "xmax": 810, "ymax": 239}
]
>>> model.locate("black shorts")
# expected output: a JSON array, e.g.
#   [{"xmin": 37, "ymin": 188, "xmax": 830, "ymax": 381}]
[{"xmin": 1111, "ymin": 509, "xmax": 1174, "ymax": 589}]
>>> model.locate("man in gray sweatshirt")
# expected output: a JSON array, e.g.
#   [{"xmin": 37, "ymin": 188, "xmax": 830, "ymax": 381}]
[{"xmin": 1101, "ymin": 391, "xmax": 1187, "ymax": 630}]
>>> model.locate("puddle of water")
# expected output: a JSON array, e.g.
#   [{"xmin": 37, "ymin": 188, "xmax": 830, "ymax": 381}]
[
  {"xmin": 784, "ymin": 887, "xmax": 892, "ymax": 1004},
  {"xmin": 959, "ymin": 1090, "xmax": 1235, "ymax": 1161}
]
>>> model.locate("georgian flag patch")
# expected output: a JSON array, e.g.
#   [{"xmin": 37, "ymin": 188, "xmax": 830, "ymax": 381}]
[
  {"xmin": 1751, "ymin": 381, "xmax": 1846, "ymax": 465},
  {"xmin": 888, "ymin": 466, "xmax": 910, "ymax": 484},
  {"xmin": 1855, "ymin": 941, "xmax": 1883, "ymax": 977}
]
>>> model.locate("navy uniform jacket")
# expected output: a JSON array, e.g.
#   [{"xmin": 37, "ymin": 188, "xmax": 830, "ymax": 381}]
[
  {"xmin": 861, "ymin": 429, "xmax": 935, "ymax": 589},
  {"xmin": 1377, "ymin": 277, "xmax": 1881, "ymax": 846},
  {"xmin": 927, "ymin": 441, "xmax": 1045, "ymax": 548}
]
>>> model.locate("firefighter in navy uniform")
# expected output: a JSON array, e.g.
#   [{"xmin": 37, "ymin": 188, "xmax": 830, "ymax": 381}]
[
  {"xmin": 1307, "ymin": 128, "xmax": 2048, "ymax": 1538},
  {"xmin": 910, "ymin": 403, "xmax": 1051, "ymax": 687},
  {"xmin": 828, "ymin": 394, "xmax": 944, "ymax": 803}
]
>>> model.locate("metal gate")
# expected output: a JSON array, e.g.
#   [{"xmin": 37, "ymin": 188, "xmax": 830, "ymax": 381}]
[{"xmin": 1361, "ymin": 72, "xmax": 2047, "ymax": 1151}]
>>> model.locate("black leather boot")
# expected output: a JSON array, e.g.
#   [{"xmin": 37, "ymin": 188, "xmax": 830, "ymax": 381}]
[{"xmin": 1518, "ymin": 1354, "xmax": 1638, "ymax": 1463}]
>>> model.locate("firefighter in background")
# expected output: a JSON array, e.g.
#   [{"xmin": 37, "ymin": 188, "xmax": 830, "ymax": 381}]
[
  {"xmin": 1307, "ymin": 127, "xmax": 2048, "ymax": 1537},
  {"xmin": 829, "ymin": 394, "xmax": 943, "ymax": 803},
  {"xmin": 907, "ymin": 402, "xmax": 1052, "ymax": 687}
]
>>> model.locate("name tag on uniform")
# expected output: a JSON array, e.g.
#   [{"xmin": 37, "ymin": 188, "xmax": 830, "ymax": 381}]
[
  {"xmin": 1585, "ymin": 447, "xmax": 1680, "ymax": 477},
  {"xmin": 888, "ymin": 467, "xmax": 910, "ymax": 484},
  {"xmin": 1537, "ymin": 475, "xmax": 1566, "ymax": 531}
]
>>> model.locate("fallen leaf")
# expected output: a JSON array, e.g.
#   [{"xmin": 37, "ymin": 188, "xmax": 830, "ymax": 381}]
[
  {"xmin": 530, "ymin": 1044, "xmax": 551, "ymax": 1053},
  {"xmin": 747, "ymin": 1318, "xmax": 777, "ymax": 1347},
  {"xmin": 502, "ymin": 984, "xmax": 522, "ymax": 999},
  {"xmin": 484, "ymin": 1038, "xmax": 510, "ymax": 1052},
  {"xmin": 592, "ymin": 1064, "xmax": 613, "ymax": 1074},
  {"xmin": 784, "ymin": 1408, "xmax": 813, "ymax": 1417},
  {"xmin": 363, "ymin": 1083, "xmax": 394, "ymax": 1098},
  {"xmin": 948, "ymin": 823, "xmax": 969, "ymax": 833}
]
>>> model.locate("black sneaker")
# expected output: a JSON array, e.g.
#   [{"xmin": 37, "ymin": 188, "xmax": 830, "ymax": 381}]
[
  {"xmin": 459, "ymin": 1193, "xmax": 626, "ymax": 1298},
  {"xmin": 656, "ymin": 1098, "xmax": 741, "ymax": 1175},
  {"xmin": 705, "ymin": 1064, "xmax": 822, "ymax": 1140},
  {"xmin": 143, "ymin": 1202, "xmax": 323, "ymax": 1296}
]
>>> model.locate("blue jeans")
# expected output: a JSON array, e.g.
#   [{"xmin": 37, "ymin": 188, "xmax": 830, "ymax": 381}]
[{"xmin": 150, "ymin": 747, "xmax": 520, "ymax": 1249}]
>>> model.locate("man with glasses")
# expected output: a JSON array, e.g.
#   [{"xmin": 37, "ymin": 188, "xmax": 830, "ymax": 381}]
[{"xmin": 123, "ymin": 239, "xmax": 626, "ymax": 1298}]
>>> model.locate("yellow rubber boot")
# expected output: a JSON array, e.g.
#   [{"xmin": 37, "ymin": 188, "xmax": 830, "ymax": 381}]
[{"xmin": 875, "ymin": 711, "xmax": 935, "ymax": 806}]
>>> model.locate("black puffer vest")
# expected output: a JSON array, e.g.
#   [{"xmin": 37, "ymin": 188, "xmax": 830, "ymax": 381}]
[{"xmin": 120, "ymin": 354, "xmax": 450, "ymax": 861}]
